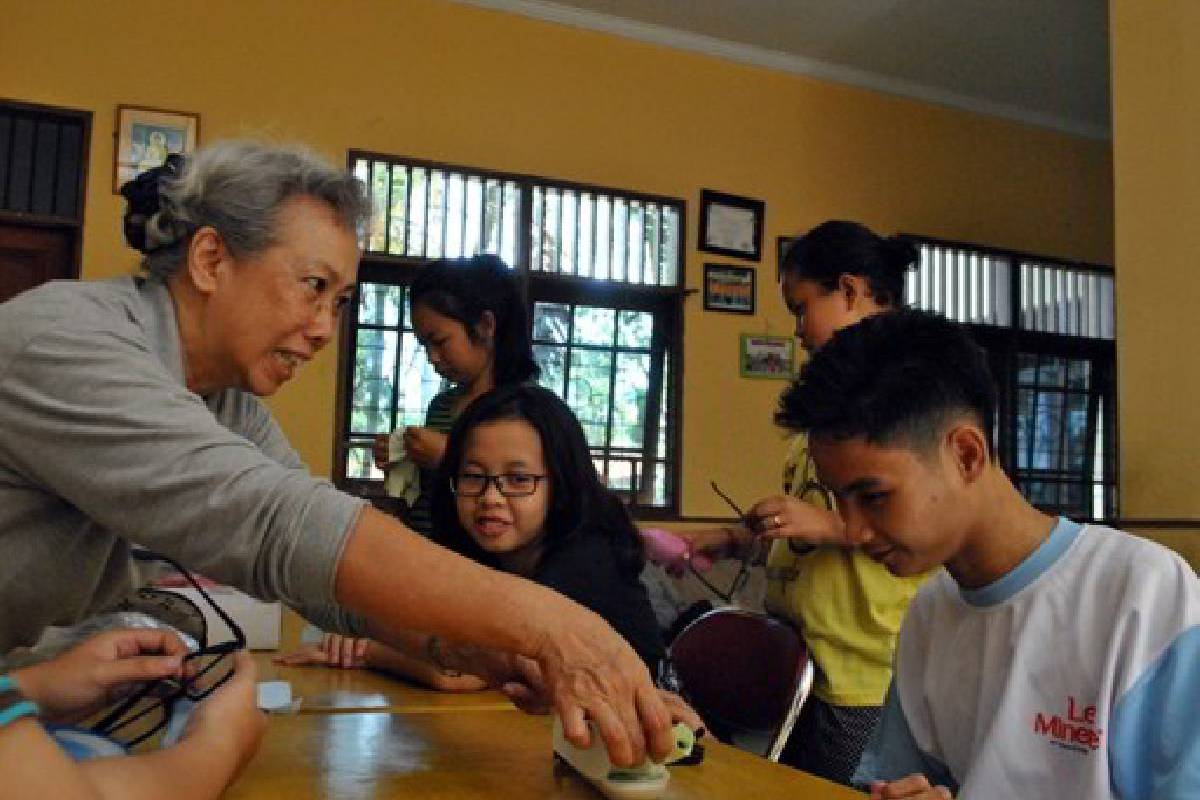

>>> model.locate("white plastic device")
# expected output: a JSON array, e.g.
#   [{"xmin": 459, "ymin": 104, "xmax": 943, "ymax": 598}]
[{"xmin": 551, "ymin": 718, "xmax": 695, "ymax": 800}]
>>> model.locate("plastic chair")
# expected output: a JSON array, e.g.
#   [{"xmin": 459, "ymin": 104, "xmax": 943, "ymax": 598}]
[{"xmin": 668, "ymin": 608, "xmax": 813, "ymax": 762}]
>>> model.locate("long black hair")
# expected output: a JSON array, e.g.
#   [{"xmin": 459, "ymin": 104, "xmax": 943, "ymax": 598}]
[
  {"xmin": 431, "ymin": 384, "xmax": 645, "ymax": 578},
  {"xmin": 409, "ymin": 255, "xmax": 538, "ymax": 386},
  {"xmin": 781, "ymin": 220, "xmax": 918, "ymax": 308}
]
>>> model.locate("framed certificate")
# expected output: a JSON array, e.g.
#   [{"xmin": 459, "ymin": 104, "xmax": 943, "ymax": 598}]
[{"xmin": 699, "ymin": 189, "xmax": 765, "ymax": 261}]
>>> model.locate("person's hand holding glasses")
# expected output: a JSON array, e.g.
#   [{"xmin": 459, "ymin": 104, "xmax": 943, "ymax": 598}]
[
  {"xmin": 638, "ymin": 483, "xmax": 761, "ymax": 604},
  {"xmin": 692, "ymin": 481, "xmax": 764, "ymax": 603},
  {"xmin": 744, "ymin": 486, "xmax": 845, "ymax": 552},
  {"xmin": 90, "ymin": 551, "xmax": 247, "ymax": 749}
]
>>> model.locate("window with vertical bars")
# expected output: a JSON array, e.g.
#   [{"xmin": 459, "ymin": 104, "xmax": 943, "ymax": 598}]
[
  {"xmin": 343, "ymin": 282, "xmax": 443, "ymax": 481},
  {"xmin": 902, "ymin": 236, "xmax": 1117, "ymax": 520},
  {"xmin": 0, "ymin": 100, "xmax": 88, "ymax": 221},
  {"xmin": 354, "ymin": 158, "xmax": 523, "ymax": 267},
  {"xmin": 530, "ymin": 186, "xmax": 680, "ymax": 286},
  {"xmin": 532, "ymin": 302, "xmax": 672, "ymax": 507},
  {"xmin": 339, "ymin": 151, "xmax": 684, "ymax": 516}
]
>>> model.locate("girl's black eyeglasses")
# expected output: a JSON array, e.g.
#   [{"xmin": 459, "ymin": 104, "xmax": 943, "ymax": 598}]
[{"xmin": 450, "ymin": 472, "xmax": 546, "ymax": 498}]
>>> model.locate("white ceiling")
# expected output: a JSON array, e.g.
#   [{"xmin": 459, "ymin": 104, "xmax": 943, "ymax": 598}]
[{"xmin": 459, "ymin": 0, "xmax": 1111, "ymax": 139}]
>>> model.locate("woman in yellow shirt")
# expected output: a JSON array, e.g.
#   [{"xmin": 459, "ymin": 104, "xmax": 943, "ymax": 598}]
[{"xmin": 687, "ymin": 220, "xmax": 929, "ymax": 785}]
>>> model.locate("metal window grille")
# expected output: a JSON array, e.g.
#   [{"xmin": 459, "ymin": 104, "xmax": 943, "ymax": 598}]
[
  {"xmin": 342, "ymin": 282, "xmax": 443, "ymax": 482},
  {"xmin": 340, "ymin": 152, "xmax": 685, "ymax": 514},
  {"xmin": 530, "ymin": 186, "xmax": 680, "ymax": 286},
  {"xmin": 0, "ymin": 102, "xmax": 87, "ymax": 221},
  {"xmin": 904, "ymin": 236, "xmax": 1118, "ymax": 520},
  {"xmin": 531, "ymin": 302, "xmax": 673, "ymax": 507}
]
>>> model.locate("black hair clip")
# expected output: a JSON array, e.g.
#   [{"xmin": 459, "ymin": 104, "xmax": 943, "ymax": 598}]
[{"xmin": 120, "ymin": 153, "xmax": 187, "ymax": 253}]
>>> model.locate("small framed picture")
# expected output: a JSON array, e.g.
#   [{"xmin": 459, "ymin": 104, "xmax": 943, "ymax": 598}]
[
  {"xmin": 777, "ymin": 235, "xmax": 800, "ymax": 281},
  {"xmin": 113, "ymin": 105, "xmax": 200, "ymax": 193},
  {"xmin": 704, "ymin": 263, "xmax": 756, "ymax": 315},
  {"xmin": 740, "ymin": 334, "xmax": 795, "ymax": 380},
  {"xmin": 699, "ymin": 189, "xmax": 765, "ymax": 261}
]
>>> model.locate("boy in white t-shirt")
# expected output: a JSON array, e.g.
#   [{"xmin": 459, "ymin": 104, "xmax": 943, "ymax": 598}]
[{"xmin": 775, "ymin": 309, "xmax": 1199, "ymax": 799}]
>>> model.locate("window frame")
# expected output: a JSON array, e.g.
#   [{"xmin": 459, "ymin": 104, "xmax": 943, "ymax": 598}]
[
  {"xmin": 334, "ymin": 151, "xmax": 686, "ymax": 518},
  {"xmin": 900, "ymin": 234, "xmax": 1119, "ymax": 522},
  {"xmin": 526, "ymin": 275, "xmax": 684, "ymax": 519}
]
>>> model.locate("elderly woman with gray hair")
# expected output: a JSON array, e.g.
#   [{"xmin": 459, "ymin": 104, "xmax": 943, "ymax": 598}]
[{"xmin": 0, "ymin": 141, "xmax": 683, "ymax": 774}]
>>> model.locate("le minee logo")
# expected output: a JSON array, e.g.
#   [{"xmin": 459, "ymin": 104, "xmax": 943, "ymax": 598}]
[{"xmin": 1034, "ymin": 696, "xmax": 1103, "ymax": 753}]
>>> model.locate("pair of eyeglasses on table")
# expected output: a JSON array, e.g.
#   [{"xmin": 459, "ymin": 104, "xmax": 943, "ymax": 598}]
[{"xmin": 90, "ymin": 551, "xmax": 246, "ymax": 749}]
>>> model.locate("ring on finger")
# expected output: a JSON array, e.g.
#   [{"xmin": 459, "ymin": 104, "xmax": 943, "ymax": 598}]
[{"xmin": 773, "ymin": 514, "xmax": 782, "ymax": 528}]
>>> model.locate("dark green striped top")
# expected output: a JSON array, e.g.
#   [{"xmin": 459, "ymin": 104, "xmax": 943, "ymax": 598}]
[{"xmin": 406, "ymin": 387, "xmax": 462, "ymax": 538}]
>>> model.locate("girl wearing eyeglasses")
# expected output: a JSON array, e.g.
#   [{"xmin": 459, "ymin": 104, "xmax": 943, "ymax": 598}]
[
  {"xmin": 282, "ymin": 383, "xmax": 669, "ymax": 693},
  {"xmin": 371, "ymin": 255, "xmax": 539, "ymax": 539}
]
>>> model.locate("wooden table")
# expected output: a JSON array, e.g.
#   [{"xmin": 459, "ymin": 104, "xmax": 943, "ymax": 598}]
[
  {"xmin": 256, "ymin": 655, "xmax": 514, "ymax": 714},
  {"xmin": 227, "ymin": 704, "xmax": 863, "ymax": 799},
  {"xmin": 228, "ymin": 614, "xmax": 863, "ymax": 798}
]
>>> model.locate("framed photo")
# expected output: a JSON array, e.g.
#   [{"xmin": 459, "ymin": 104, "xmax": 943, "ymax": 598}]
[
  {"xmin": 704, "ymin": 263, "xmax": 756, "ymax": 314},
  {"xmin": 739, "ymin": 334, "xmax": 795, "ymax": 380},
  {"xmin": 113, "ymin": 105, "xmax": 199, "ymax": 193},
  {"xmin": 699, "ymin": 189, "xmax": 765, "ymax": 261},
  {"xmin": 777, "ymin": 235, "xmax": 800, "ymax": 281}
]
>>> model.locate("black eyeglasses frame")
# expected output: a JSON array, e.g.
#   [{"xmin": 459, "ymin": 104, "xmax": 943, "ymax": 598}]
[{"xmin": 90, "ymin": 551, "xmax": 246, "ymax": 748}]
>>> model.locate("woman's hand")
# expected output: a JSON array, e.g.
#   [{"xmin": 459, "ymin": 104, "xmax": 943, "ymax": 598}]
[
  {"xmin": 746, "ymin": 495, "xmax": 845, "ymax": 545},
  {"xmin": 870, "ymin": 775, "xmax": 954, "ymax": 799},
  {"xmin": 657, "ymin": 690, "xmax": 704, "ymax": 733},
  {"xmin": 530, "ymin": 612, "xmax": 673, "ymax": 767},
  {"xmin": 457, "ymin": 613, "xmax": 673, "ymax": 767},
  {"xmin": 273, "ymin": 633, "xmax": 369, "ymax": 669},
  {"xmin": 11, "ymin": 628, "xmax": 187, "ymax": 724},
  {"xmin": 401, "ymin": 427, "xmax": 448, "ymax": 469},
  {"xmin": 183, "ymin": 650, "xmax": 266, "ymax": 780}
]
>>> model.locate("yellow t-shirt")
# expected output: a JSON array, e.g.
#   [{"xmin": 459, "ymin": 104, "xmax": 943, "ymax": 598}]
[{"xmin": 763, "ymin": 435, "xmax": 929, "ymax": 706}]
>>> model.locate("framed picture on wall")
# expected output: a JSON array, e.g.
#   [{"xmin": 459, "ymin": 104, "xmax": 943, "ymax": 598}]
[
  {"xmin": 699, "ymin": 189, "xmax": 765, "ymax": 261},
  {"xmin": 704, "ymin": 263, "xmax": 756, "ymax": 314},
  {"xmin": 739, "ymin": 334, "xmax": 795, "ymax": 379},
  {"xmin": 113, "ymin": 105, "xmax": 200, "ymax": 193}
]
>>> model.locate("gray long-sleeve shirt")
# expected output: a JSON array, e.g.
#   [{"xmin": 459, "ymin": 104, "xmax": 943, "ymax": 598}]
[{"xmin": 0, "ymin": 277, "xmax": 366, "ymax": 663}]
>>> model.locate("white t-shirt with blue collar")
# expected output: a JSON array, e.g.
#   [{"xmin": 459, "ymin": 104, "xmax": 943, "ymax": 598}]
[{"xmin": 854, "ymin": 518, "xmax": 1200, "ymax": 798}]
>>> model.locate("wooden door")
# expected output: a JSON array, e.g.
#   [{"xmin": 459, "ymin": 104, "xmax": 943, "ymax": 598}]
[{"xmin": 0, "ymin": 223, "xmax": 75, "ymax": 303}]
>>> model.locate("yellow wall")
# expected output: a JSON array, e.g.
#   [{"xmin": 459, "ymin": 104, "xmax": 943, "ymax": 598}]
[
  {"xmin": 1110, "ymin": 0, "xmax": 1200, "ymax": 568},
  {"xmin": 1, "ymin": 0, "xmax": 1112, "ymax": 517},
  {"xmin": 1111, "ymin": 0, "xmax": 1200, "ymax": 519}
]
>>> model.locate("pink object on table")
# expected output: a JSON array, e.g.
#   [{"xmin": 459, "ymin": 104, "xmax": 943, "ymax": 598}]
[{"xmin": 640, "ymin": 527, "xmax": 713, "ymax": 574}]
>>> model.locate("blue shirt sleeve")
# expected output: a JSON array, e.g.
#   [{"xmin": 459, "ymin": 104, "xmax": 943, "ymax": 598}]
[
  {"xmin": 1109, "ymin": 624, "xmax": 1200, "ymax": 800},
  {"xmin": 852, "ymin": 681, "xmax": 958, "ymax": 793}
]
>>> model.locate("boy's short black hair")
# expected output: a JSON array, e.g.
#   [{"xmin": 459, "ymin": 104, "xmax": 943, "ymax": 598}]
[{"xmin": 777, "ymin": 309, "xmax": 997, "ymax": 452}]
